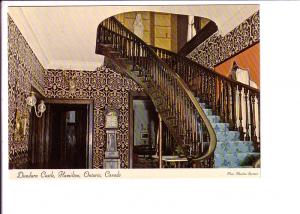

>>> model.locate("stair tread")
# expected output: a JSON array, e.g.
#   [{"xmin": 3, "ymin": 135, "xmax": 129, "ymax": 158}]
[
  {"xmin": 215, "ymin": 142, "xmax": 255, "ymax": 154},
  {"xmin": 97, "ymin": 28, "xmax": 261, "ymax": 168}
]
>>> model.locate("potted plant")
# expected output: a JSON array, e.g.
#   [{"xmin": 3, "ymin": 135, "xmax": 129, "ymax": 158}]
[{"xmin": 175, "ymin": 144, "xmax": 186, "ymax": 158}]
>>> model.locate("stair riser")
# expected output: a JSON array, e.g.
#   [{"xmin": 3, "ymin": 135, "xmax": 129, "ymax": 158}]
[
  {"xmin": 211, "ymin": 123, "xmax": 229, "ymax": 132},
  {"xmin": 208, "ymin": 116, "xmax": 220, "ymax": 123},
  {"xmin": 215, "ymin": 141, "xmax": 255, "ymax": 154},
  {"xmin": 216, "ymin": 131, "xmax": 240, "ymax": 142}
]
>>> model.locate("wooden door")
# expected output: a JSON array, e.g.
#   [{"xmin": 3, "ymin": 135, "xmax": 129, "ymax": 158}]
[
  {"xmin": 29, "ymin": 102, "xmax": 91, "ymax": 169},
  {"xmin": 48, "ymin": 104, "xmax": 88, "ymax": 169}
]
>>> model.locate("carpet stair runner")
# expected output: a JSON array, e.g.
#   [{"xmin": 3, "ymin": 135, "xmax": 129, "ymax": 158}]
[{"xmin": 197, "ymin": 98, "xmax": 260, "ymax": 168}]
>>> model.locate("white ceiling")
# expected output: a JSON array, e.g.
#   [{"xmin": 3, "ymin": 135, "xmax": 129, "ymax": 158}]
[{"xmin": 8, "ymin": 5, "xmax": 259, "ymax": 71}]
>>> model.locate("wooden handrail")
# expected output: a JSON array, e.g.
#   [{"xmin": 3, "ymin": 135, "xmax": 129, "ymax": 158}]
[
  {"xmin": 151, "ymin": 45, "xmax": 260, "ymax": 150},
  {"xmin": 96, "ymin": 17, "xmax": 217, "ymax": 166},
  {"xmin": 150, "ymin": 45, "xmax": 260, "ymax": 93}
]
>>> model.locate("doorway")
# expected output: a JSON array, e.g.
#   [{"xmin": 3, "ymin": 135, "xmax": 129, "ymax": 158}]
[
  {"xmin": 29, "ymin": 99, "xmax": 93, "ymax": 169},
  {"xmin": 129, "ymin": 93, "xmax": 159, "ymax": 168}
]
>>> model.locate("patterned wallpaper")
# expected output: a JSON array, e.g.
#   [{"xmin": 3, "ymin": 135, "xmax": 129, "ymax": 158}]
[
  {"xmin": 8, "ymin": 14, "xmax": 143, "ymax": 169},
  {"xmin": 45, "ymin": 67, "xmax": 143, "ymax": 168},
  {"xmin": 8, "ymin": 10, "xmax": 258, "ymax": 168},
  {"xmin": 8, "ymin": 15, "xmax": 45, "ymax": 168},
  {"xmin": 187, "ymin": 11, "xmax": 260, "ymax": 68}
]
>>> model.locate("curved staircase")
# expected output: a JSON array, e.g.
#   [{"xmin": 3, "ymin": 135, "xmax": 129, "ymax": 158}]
[
  {"xmin": 96, "ymin": 17, "xmax": 260, "ymax": 168},
  {"xmin": 198, "ymin": 99, "xmax": 259, "ymax": 167},
  {"xmin": 151, "ymin": 46, "xmax": 261, "ymax": 168}
]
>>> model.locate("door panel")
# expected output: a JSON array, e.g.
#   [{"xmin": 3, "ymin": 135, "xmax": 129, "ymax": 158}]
[{"xmin": 29, "ymin": 102, "xmax": 91, "ymax": 169}]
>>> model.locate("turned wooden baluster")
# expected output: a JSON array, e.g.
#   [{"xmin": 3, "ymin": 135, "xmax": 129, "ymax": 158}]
[
  {"xmin": 212, "ymin": 75, "xmax": 217, "ymax": 114},
  {"xmin": 202, "ymin": 71, "xmax": 206, "ymax": 102},
  {"xmin": 251, "ymin": 92, "xmax": 258, "ymax": 148},
  {"xmin": 194, "ymin": 111, "xmax": 198, "ymax": 154},
  {"xmin": 120, "ymin": 36, "xmax": 124, "ymax": 57},
  {"xmin": 249, "ymin": 92, "xmax": 255, "ymax": 142},
  {"xmin": 216, "ymin": 77, "xmax": 221, "ymax": 116},
  {"xmin": 227, "ymin": 81, "xmax": 233, "ymax": 129},
  {"xmin": 128, "ymin": 38, "xmax": 131, "ymax": 60},
  {"xmin": 169, "ymin": 76, "xmax": 174, "ymax": 115},
  {"xmin": 224, "ymin": 81, "xmax": 228, "ymax": 122},
  {"xmin": 181, "ymin": 90, "xmax": 185, "ymax": 137},
  {"xmin": 167, "ymin": 73, "xmax": 170, "ymax": 109},
  {"xmin": 186, "ymin": 98, "xmax": 190, "ymax": 143},
  {"xmin": 244, "ymin": 88, "xmax": 250, "ymax": 141},
  {"xmin": 257, "ymin": 94, "xmax": 260, "ymax": 149},
  {"xmin": 207, "ymin": 75, "xmax": 211, "ymax": 107},
  {"xmin": 182, "ymin": 95, "xmax": 186, "ymax": 140},
  {"xmin": 113, "ymin": 34, "xmax": 119, "ymax": 50},
  {"xmin": 102, "ymin": 27, "xmax": 106, "ymax": 43},
  {"xmin": 190, "ymin": 103, "xmax": 193, "ymax": 144},
  {"xmin": 205, "ymin": 74, "xmax": 209, "ymax": 104},
  {"xmin": 189, "ymin": 103, "xmax": 193, "ymax": 146},
  {"xmin": 191, "ymin": 105, "xmax": 195, "ymax": 146},
  {"xmin": 210, "ymin": 75, "xmax": 215, "ymax": 108},
  {"xmin": 219, "ymin": 79, "xmax": 224, "ymax": 121},
  {"xmin": 203, "ymin": 74, "xmax": 207, "ymax": 104},
  {"xmin": 238, "ymin": 85, "xmax": 244, "ymax": 140},
  {"xmin": 231, "ymin": 82, "xmax": 237, "ymax": 130},
  {"xmin": 248, "ymin": 91, "xmax": 253, "ymax": 140},
  {"xmin": 200, "ymin": 73, "xmax": 204, "ymax": 102},
  {"xmin": 198, "ymin": 71, "xmax": 202, "ymax": 98},
  {"xmin": 185, "ymin": 98, "xmax": 189, "ymax": 143},
  {"xmin": 137, "ymin": 42, "xmax": 141, "ymax": 66},
  {"xmin": 222, "ymin": 80, "xmax": 227, "ymax": 122}
]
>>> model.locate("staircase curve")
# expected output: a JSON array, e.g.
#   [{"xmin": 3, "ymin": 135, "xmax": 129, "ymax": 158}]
[
  {"xmin": 150, "ymin": 46, "xmax": 261, "ymax": 167},
  {"xmin": 96, "ymin": 16, "xmax": 261, "ymax": 167},
  {"xmin": 96, "ymin": 17, "xmax": 217, "ymax": 167}
]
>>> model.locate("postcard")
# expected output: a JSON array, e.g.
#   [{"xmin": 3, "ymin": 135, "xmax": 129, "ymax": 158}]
[{"xmin": 4, "ymin": 3, "xmax": 260, "ymax": 179}]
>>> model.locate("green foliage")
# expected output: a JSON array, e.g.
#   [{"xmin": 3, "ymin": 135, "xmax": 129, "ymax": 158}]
[{"xmin": 175, "ymin": 144, "xmax": 189, "ymax": 157}]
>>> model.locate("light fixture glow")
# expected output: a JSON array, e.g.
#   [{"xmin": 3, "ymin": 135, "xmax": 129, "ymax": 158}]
[{"xmin": 26, "ymin": 91, "xmax": 46, "ymax": 118}]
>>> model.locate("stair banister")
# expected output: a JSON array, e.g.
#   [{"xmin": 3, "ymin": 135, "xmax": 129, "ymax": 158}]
[
  {"xmin": 96, "ymin": 17, "xmax": 217, "ymax": 165},
  {"xmin": 151, "ymin": 45, "xmax": 260, "ymax": 151}
]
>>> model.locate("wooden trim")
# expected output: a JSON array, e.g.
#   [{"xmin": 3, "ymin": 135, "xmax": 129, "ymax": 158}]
[
  {"xmin": 129, "ymin": 93, "xmax": 133, "ymax": 168},
  {"xmin": 128, "ymin": 91, "xmax": 150, "ymax": 168},
  {"xmin": 45, "ymin": 98, "xmax": 93, "ymax": 105},
  {"xmin": 171, "ymin": 14, "xmax": 177, "ymax": 52},
  {"xmin": 88, "ymin": 102, "xmax": 94, "ymax": 168},
  {"xmin": 45, "ymin": 98, "xmax": 94, "ymax": 168},
  {"xmin": 178, "ymin": 21, "xmax": 218, "ymax": 56},
  {"xmin": 159, "ymin": 114, "xmax": 162, "ymax": 168}
]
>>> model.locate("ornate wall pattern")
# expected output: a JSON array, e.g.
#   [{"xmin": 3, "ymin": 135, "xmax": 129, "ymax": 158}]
[
  {"xmin": 187, "ymin": 11, "xmax": 259, "ymax": 68},
  {"xmin": 45, "ymin": 67, "xmax": 143, "ymax": 168},
  {"xmin": 8, "ymin": 15, "xmax": 45, "ymax": 168},
  {"xmin": 8, "ymin": 14, "xmax": 143, "ymax": 168}
]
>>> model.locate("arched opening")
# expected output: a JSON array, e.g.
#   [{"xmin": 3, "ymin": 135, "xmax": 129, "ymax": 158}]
[{"xmin": 112, "ymin": 11, "xmax": 218, "ymax": 53}]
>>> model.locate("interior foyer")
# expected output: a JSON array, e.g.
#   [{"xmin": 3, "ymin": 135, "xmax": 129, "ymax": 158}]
[{"xmin": 8, "ymin": 6, "xmax": 260, "ymax": 169}]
